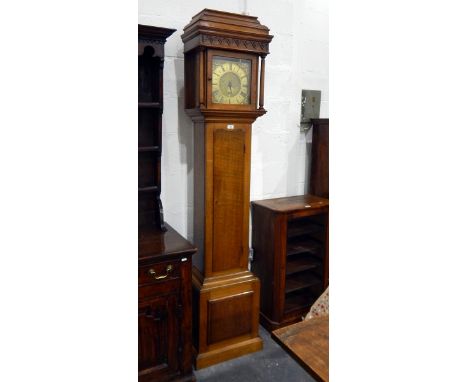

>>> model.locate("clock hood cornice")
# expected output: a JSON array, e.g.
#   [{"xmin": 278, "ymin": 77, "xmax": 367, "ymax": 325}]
[{"xmin": 181, "ymin": 9, "xmax": 273, "ymax": 55}]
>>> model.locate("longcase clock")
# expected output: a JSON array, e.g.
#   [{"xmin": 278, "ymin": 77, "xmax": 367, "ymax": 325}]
[{"xmin": 182, "ymin": 9, "xmax": 273, "ymax": 369}]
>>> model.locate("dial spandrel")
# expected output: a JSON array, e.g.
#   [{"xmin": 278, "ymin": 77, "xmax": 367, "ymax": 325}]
[{"xmin": 212, "ymin": 56, "xmax": 251, "ymax": 105}]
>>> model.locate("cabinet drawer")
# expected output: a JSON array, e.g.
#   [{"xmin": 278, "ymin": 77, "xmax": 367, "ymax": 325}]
[{"xmin": 139, "ymin": 260, "xmax": 180, "ymax": 287}]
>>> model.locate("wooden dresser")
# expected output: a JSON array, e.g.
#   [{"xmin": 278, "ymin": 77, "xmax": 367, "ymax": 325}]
[
  {"xmin": 251, "ymin": 195, "xmax": 329, "ymax": 331},
  {"xmin": 138, "ymin": 25, "xmax": 196, "ymax": 382}
]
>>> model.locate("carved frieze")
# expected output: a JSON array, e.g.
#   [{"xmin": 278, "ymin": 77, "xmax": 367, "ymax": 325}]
[{"xmin": 200, "ymin": 34, "xmax": 269, "ymax": 54}]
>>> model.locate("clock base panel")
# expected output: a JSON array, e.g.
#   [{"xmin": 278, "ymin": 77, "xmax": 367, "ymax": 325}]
[{"xmin": 192, "ymin": 267, "xmax": 263, "ymax": 369}]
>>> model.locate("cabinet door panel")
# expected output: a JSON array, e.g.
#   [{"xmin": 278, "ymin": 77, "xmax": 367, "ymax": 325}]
[{"xmin": 138, "ymin": 293, "xmax": 180, "ymax": 381}]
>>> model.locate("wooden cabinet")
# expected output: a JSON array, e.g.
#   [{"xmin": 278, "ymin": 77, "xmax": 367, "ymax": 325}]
[
  {"xmin": 251, "ymin": 195, "xmax": 329, "ymax": 331},
  {"xmin": 139, "ymin": 225, "xmax": 196, "ymax": 382},
  {"xmin": 138, "ymin": 25, "xmax": 196, "ymax": 382}
]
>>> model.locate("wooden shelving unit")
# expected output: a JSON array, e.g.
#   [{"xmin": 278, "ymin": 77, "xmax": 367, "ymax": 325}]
[
  {"xmin": 138, "ymin": 38, "xmax": 165, "ymax": 230},
  {"xmin": 138, "ymin": 25, "xmax": 196, "ymax": 382},
  {"xmin": 251, "ymin": 194, "xmax": 329, "ymax": 331}
]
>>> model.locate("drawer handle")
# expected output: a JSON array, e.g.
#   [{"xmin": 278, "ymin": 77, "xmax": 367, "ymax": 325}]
[{"xmin": 148, "ymin": 265, "xmax": 173, "ymax": 280}]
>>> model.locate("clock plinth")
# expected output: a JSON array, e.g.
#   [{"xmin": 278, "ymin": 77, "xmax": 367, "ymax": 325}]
[
  {"xmin": 182, "ymin": 9, "xmax": 273, "ymax": 368},
  {"xmin": 192, "ymin": 269, "xmax": 262, "ymax": 369}
]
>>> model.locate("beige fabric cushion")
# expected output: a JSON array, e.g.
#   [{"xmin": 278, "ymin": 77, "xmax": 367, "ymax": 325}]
[{"xmin": 305, "ymin": 287, "xmax": 329, "ymax": 320}]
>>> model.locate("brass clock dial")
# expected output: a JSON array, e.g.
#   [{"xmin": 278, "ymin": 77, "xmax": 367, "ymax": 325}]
[{"xmin": 212, "ymin": 56, "xmax": 251, "ymax": 105}]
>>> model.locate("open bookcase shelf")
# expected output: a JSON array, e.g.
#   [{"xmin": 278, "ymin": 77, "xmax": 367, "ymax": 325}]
[
  {"xmin": 138, "ymin": 31, "xmax": 165, "ymax": 230},
  {"xmin": 285, "ymin": 271, "xmax": 321, "ymax": 294},
  {"xmin": 138, "ymin": 102, "xmax": 161, "ymax": 109},
  {"xmin": 138, "ymin": 146, "xmax": 161, "ymax": 153},
  {"xmin": 285, "ymin": 253, "xmax": 322, "ymax": 275},
  {"xmin": 286, "ymin": 237, "xmax": 323, "ymax": 257},
  {"xmin": 251, "ymin": 194, "xmax": 329, "ymax": 331}
]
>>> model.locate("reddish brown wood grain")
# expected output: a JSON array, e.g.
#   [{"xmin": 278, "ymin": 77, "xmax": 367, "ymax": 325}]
[
  {"xmin": 251, "ymin": 195, "xmax": 329, "ymax": 331},
  {"xmin": 309, "ymin": 118, "xmax": 329, "ymax": 198}
]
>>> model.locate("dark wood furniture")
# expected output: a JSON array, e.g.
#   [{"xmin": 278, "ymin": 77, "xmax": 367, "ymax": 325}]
[
  {"xmin": 272, "ymin": 315, "xmax": 329, "ymax": 382},
  {"xmin": 309, "ymin": 118, "xmax": 329, "ymax": 198},
  {"xmin": 251, "ymin": 194, "xmax": 329, "ymax": 331},
  {"xmin": 181, "ymin": 9, "xmax": 273, "ymax": 369},
  {"xmin": 139, "ymin": 225, "xmax": 196, "ymax": 382},
  {"xmin": 138, "ymin": 24, "xmax": 173, "ymax": 230},
  {"xmin": 138, "ymin": 25, "xmax": 196, "ymax": 382}
]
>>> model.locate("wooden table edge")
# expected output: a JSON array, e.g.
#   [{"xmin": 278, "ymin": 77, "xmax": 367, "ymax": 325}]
[{"xmin": 271, "ymin": 317, "xmax": 329, "ymax": 382}]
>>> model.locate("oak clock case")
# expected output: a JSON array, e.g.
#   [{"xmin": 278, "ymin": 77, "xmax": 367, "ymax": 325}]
[{"xmin": 182, "ymin": 9, "xmax": 273, "ymax": 370}]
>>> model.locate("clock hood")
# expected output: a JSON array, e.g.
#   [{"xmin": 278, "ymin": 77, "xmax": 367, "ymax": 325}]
[{"xmin": 181, "ymin": 8, "xmax": 274, "ymax": 55}]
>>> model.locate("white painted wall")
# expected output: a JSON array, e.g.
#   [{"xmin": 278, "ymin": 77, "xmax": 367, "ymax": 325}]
[{"xmin": 139, "ymin": 0, "xmax": 329, "ymax": 241}]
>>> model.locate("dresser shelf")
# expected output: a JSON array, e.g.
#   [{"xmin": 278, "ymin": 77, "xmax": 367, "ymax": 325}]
[
  {"xmin": 138, "ymin": 25, "xmax": 195, "ymax": 382},
  {"xmin": 138, "ymin": 102, "xmax": 162, "ymax": 109},
  {"xmin": 138, "ymin": 146, "xmax": 161, "ymax": 153},
  {"xmin": 138, "ymin": 185, "xmax": 160, "ymax": 193}
]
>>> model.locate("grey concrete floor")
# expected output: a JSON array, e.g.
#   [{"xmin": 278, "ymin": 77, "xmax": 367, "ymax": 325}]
[{"xmin": 194, "ymin": 325, "xmax": 316, "ymax": 382}]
